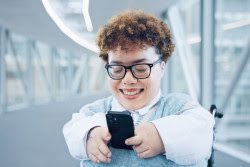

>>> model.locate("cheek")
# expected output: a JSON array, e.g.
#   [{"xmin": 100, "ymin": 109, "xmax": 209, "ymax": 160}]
[
  {"xmin": 146, "ymin": 71, "xmax": 162, "ymax": 90},
  {"xmin": 139, "ymin": 78, "xmax": 152, "ymax": 92},
  {"xmin": 109, "ymin": 79, "xmax": 119, "ymax": 92}
]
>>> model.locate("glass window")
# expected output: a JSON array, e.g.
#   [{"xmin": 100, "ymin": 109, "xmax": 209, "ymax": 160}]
[
  {"xmin": 167, "ymin": 0, "xmax": 201, "ymax": 98},
  {"xmin": 215, "ymin": 0, "xmax": 250, "ymax": 157},
  {"xmin": 6, "ymin": 32, "xmax": 28, "ymax": 106}
]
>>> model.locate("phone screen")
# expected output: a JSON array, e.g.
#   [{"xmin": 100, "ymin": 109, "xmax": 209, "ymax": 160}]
[{"xmin": 106, "ymin": 111, "xmax": 134, "ymax": 150}]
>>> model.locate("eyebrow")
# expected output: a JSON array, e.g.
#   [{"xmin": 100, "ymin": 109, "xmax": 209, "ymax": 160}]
[{"xmin": 110, "ymin": 58, "xmax": 148, "ymax": 64}]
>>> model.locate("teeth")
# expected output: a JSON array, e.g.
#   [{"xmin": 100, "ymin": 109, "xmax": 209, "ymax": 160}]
[{"xmin": 123, "ymin": 90, "xmax": 140, "ymax": 96}]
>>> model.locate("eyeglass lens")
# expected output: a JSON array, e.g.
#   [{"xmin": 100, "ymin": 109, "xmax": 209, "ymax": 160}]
[{"xmin": 108, "ymin": 64, "xmax": 151, "ymax": 79}]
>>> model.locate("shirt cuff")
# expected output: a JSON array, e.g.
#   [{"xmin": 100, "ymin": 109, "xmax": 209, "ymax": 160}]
[
  {"xmin": 64, "ymin": 112, "xmax": 107, "ymax": 160},
  {"xmin": 82, "ymin": 112, "xmax": 108, "ymax": 160},
  {"xmin": 151, "ymin": 108, "xmax": 214, "ymax": 165}
]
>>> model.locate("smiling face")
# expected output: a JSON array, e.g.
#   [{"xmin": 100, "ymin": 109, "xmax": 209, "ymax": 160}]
[{"xmin": 107, "ymin": 45, "xmax": 165, "ymax": 110}]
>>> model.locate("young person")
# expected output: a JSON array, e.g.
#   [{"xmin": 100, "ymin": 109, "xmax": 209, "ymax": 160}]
[{"xmin": 63, "ymin": 10, "xmax": 214, "ymax": 167}]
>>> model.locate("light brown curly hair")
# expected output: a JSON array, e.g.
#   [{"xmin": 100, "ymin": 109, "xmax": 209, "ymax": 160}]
[{"xmin": 96, "ymin": 9, "xmax": 175, "ymax": 62}]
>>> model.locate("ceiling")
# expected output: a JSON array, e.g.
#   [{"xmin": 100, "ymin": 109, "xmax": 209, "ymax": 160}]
[
  {"xmin": 0, "ymin": 0, "xmax": 174, "ymax": 54},
  {"xmin": 89, "ymin": 0, "xmax": 174, "ymax": 33}
]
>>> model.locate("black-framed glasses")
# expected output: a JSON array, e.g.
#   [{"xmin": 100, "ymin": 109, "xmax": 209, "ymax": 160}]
[{"xmin": 105, "ymin": 58, "xmax": 162, "ymax": 80}]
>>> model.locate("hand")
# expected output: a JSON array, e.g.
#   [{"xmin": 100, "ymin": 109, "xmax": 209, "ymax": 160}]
[
  {"xmin": 86, "ymin": 127, "xmax": 112, "ymax": 163},
  {"xmin": 125, "ymin": 122, "xmax": 165, "ymax": 158}
]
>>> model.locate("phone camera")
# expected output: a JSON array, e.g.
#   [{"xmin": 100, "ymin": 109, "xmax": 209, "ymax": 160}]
[{"xmin": 107, "ymin": 114, "xmax": 112, "ymax": 119}]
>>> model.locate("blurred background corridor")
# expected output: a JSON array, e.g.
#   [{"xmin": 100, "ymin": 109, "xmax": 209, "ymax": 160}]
[{"xmin": 0, "ymin": 0, "xmax": 250, "ymax": 166}]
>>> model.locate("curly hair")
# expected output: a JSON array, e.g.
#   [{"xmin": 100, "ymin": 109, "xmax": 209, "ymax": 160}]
[{"xmin": 96, "ymin": 9, "xmax": 175, "ymax": 62}]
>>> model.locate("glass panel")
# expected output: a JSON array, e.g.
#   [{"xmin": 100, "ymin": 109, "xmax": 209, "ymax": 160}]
[
  {"xmin": 33, "ymin": 41, "xmax": 51, "ymax": 101},
  {"xmin": 87, "ymin": 56, "xmax": 103, "ymax": 92},
  {"xmin": 215, "ymin": 0, "xmax": 250, "ymax": 104},
  {"xmin": 215, "ymin": 0, "xmax": 250, "ymax": 156},
  {"xmin": 170, "ymin": 53, "xmax": 189, "ymax": 93},
  {"xmin": 6, "ymin": 32, "xmax": 28, "ymax": 106},
  {"xmin": 168, "ymin": 0, "xmax": 201, "ymax": 96},
  {"xmin": 71, "ymin": 54, "xmax": 84, "ymax": 94}
]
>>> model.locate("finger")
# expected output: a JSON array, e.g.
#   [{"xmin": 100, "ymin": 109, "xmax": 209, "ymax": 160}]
[
  {"xmin": 107, "ymin": 157, "xmax": 111, "ymax": 163},
  {"xmin": 125, "ymin": 136, "xmax": 142, "ymax": 146},
  {"xmin": 93, "ymin": 149, "xmax": 109, "ymax": 163},
  {"xmin": 133, "ymin": 144, "xmax": 149, "ymax": 154},
  {"xmin": 134, "ymin": 126, "xmax": 140, "ymax": 135},
  {"xmin": 105, "ymin": 132, "xmax": 111, "ymax": 141},
  {"xmin": 137, "ymin": 150, "xmax": 152, "ymax": 159},
  {"xmin": 88, "ymin": 153, "xmax": 100, "ymax": 163},
  {"xmin": 99, "ymin": 142, "xmax": 112, "ymax": 158}
]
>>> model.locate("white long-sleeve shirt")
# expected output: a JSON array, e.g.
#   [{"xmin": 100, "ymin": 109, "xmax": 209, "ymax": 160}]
[{"xmin": 63, "ymin": 92, "xmax": 215, "ymax": 165}]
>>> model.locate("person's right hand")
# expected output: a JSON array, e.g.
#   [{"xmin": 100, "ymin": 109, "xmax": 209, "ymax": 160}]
[{"xmin": 86, "ymin": 126, "xmax": 112, "ymax": 163}]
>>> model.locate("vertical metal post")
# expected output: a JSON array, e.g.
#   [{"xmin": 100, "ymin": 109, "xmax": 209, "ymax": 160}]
[
  {"xmin": 0, "ymin": 27, "xmax": 6, "ymax": 114},
  {"xmin": 200, "ymin": 0, "xmax": 215, "ymax": 109}
]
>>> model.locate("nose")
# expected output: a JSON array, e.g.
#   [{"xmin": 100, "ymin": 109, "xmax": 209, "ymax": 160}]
[{"xmin": 122, "ymin": 69, "xmax": 137, "ymax": 84}]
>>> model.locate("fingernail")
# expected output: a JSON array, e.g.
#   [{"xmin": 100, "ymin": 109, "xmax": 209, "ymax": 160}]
[{"xmin": 125, "ymin": 140, "xmax": 128, "ymax": 144}]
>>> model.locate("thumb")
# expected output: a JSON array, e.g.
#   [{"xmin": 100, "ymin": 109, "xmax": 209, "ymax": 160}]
[
  {"xmin": 101, "ymin": 128, "xmax": 111, "ymax": 141},
  {"xmin": 125, "ymin": 136, "xmax": 142, "ymax": 146},
  {"xmin": 104, "ymin": 132, "xmax": 111, "ymax": 141}
]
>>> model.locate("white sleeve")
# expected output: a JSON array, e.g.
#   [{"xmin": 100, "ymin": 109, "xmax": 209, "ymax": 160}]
[
  {"xmin": 62, "ymin": 111, "xmax": 107, "ymax": 160},
  {"xmin": 151, "ymin": 103, "xmax": 215, "ymax": 165}
]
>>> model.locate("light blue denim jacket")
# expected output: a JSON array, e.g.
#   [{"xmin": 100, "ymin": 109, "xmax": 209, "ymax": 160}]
[{"xmin": 79, "ymin": 93, "xmax": 209, "ymax": 167}]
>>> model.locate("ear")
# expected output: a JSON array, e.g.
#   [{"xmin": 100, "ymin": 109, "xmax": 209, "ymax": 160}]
[
  {"xmin": 160, "ymin": 61, "xmax": 166, "ymax": 77},
  {"xmin": 160, "ymin": 61, "xmax": 166, "ymax": 71}
]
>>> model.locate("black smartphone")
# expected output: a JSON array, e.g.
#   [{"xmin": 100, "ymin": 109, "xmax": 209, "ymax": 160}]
[{"xmin": 106, "ymin": 111, "xmax": 134, "ymax": 150}]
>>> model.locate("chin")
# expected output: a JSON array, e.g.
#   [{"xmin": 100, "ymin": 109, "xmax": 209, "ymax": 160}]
[
  {"xmin": 122, "ymin": 101, "xmax": 145, "ymax": 111},
  {"xmin": 114, "ymin": 90, "xmax": 148, "ymax": 110}
]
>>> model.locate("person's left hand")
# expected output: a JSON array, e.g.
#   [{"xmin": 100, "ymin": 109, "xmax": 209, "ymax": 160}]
[{"xmin": 125, "ymin": 122, "xmax": 165, "ymax": 158}]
